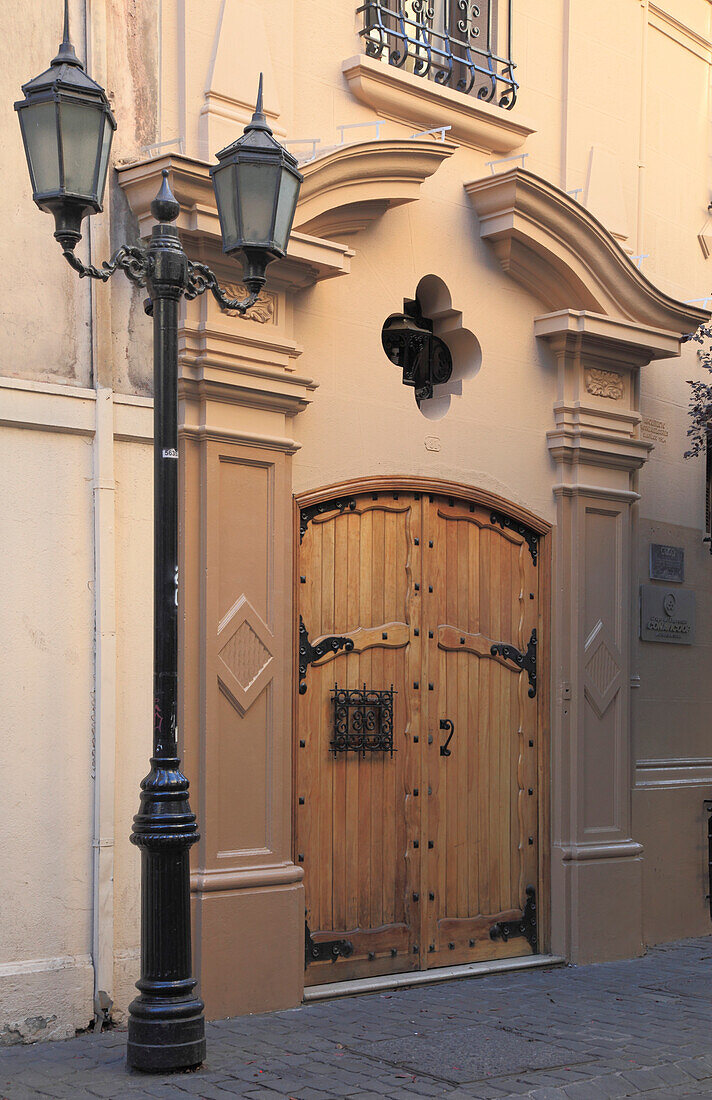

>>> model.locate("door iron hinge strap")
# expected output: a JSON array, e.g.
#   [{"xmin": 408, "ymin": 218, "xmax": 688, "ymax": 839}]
[
  {"xmin": 298, "ymin": 616, "xmax": 354, "ymax": 695},
  {"xmin": 491, "ymin": 628, "xmax": 537, "ymax": 698},
  {"xmin": 299, "ymin": 497, "xmax": 357, "ymax": 543},
  {"xmin": 305, "ymin": 921, "xmax": 353, "ymax": 966},
  {"xmin": 490, "ymin": 510, "xmax": 539, "ymax": 566},
  {"xmin": 489, "ymin": 886, "xmax": 537, "ymax": 952}
]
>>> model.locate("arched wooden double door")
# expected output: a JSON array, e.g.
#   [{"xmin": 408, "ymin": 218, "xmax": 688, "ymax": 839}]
[{"xmin": 296, "ymin": 484, "xmax": 545, "ymax": 985}]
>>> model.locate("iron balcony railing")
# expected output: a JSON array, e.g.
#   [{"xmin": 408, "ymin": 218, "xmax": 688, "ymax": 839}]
[{"xmin": 358, "ymin": 0, "xmax": 517, "ymax": 109}]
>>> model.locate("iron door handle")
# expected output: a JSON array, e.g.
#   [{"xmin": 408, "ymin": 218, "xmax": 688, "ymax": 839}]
[{"xmin": 439, "ymin": 718, "xmax": 454, "ymax": 757}]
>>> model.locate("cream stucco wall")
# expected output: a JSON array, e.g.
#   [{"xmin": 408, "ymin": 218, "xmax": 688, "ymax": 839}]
[{"xmin": 3, "ymin": 0, "xmax": 712, "ymax": 1041}]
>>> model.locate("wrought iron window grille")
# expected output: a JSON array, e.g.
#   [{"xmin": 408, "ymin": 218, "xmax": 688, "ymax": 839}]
[
  {"xmin": 358, "ymin": 0, "xmax": 517, "ymax": 110},
  {"xmin": 331, "ymin": 684, "xmax": 396, "ymax": 755}
]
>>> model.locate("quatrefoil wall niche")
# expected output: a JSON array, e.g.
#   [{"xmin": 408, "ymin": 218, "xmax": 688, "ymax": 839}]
[{"xmin": 381, "ymin": 274, "xmax": 481, "ymax": 420}]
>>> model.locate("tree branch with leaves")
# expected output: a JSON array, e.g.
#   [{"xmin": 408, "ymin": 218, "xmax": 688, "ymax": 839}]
[{"xmin": 684, "ymin": 322, "xmax": 712, "ymax": 459}]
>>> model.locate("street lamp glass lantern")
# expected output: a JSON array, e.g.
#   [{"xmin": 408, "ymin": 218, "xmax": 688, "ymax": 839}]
[
  {"xmin": 14, "ymin": 5, "xmax": 116, "ymax": 250},
  {"xmin": 210, "ymin": 76, "xmax": 302, "ymax": 294}
]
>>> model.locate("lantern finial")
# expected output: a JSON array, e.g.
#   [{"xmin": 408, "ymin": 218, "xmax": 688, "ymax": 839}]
[
  {"xmin": 151, "ymin": 169, "xmax": 180, "ymax": 224},
  {"xmin": 53, "ymin": 0, "xmax": 82, "ymax": 68},
  {"xmin": 244, "ymin": 73, "xmax": 270, "ymax": 133}
]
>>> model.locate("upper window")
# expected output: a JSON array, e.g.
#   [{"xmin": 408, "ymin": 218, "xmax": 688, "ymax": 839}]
[{"xmin": 359, "ymin": 1, "xmax": 517, "ymax": 109}]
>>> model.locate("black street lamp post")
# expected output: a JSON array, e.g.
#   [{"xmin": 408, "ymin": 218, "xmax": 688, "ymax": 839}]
[{"xmin": 15, "ymin": 2, "xmax": 302, "ymax": 1074}]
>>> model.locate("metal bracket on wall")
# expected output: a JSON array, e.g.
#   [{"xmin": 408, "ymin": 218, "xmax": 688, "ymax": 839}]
[
  {"xmin": 299, "ymin": 497, "xmax": 357, "ymax": 543},
  {"xmin": 705, "ymin": 800, "xmax": 712, "ymax": 919},
  {"xmin": 491, "ymin": 628, "xmax": 537, "ymax": 698},
  {"xmin": 298, "ymin": 616, "xmax": 354, "ymax": 695},
  {"xmin": 489, "ymin": 885, "xmax": 538, "ymax": 952},
  {"xmin": 305, "ymin": 921, "xmax": 354, "ymax": 966},
  {"xmin": 490, "ymin": 510, "xmax": 539, "ymax": 566}
]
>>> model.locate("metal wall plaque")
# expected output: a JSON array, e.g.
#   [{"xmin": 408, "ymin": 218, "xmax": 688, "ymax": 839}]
[
  {"xmin": 640, "ymin": 585, "xmax": 695, "ymax": 644},
  {"xmin": 650, "ymin": 543, "xmax": 684, "ymax": 583}
]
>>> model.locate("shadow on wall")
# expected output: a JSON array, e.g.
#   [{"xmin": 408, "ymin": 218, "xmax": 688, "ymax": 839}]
[{"xmin": 414, "ymin": 274, "xmax": 481, "ymax": 420}]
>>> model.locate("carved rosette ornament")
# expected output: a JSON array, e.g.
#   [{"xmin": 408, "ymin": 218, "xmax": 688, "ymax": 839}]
[
  {"xmin": 219, "ymin": 282, "xmax": 276, "ymax": 323},
  {"xmin": 585, "ymin": 367, "xmax": 624, "ymax": 400}
]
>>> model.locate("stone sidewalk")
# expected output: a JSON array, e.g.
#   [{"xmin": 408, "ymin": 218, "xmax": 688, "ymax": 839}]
[{"xmin": 4, "ymin": 938, "xmax": 712, "ymax": 1099}]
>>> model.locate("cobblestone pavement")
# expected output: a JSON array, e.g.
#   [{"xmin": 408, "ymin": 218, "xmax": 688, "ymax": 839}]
[{"xmin": 4, "ymin": 938, "xmax": 712, "ymax": 1099}]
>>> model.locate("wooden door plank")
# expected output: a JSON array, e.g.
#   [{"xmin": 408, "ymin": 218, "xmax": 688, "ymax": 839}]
[
  {"xmin": 486, "ymin": 527, "xmax": 502, "ymax": 913},
  {"xmin": 445, "ymin": 513, "xmax": 459, "ymax": 925},
  {"xmin": 357, "ymin": 509, "xmax": 373, "ymax": 932},
  {"xmin": 332, "ymin": 514, "xmax": 349, "ymax": 932},
  {"xmin": 319, "ymin": 519, "xmax": 336, "ymax": 931},
  {"xmin": 498, "ymin": 537, "xmax": 512, "ymax": 914},
  {"xmin": 383, "ymin": 510, "xmax": 398, "ymax": 927},
  {"xmin": 467, "ymin": 521, "xmax": 480, "ymax": 920},
  {"xmin": 510, "ymin": 542, "xmax": 525, "ymax": 910},
  {"xmin": 456, "ymin": 517, "xmax": 470, "ymax": 919},
  {"xmin": 405, "ymin": 495, "xmax": 423, "ymax": 965},
  {"xmin": 303, "ymin": 522, "xmax": 323, "ymax": 929},
  {"xmin": 344, "ymin": 511, "xmax": 361, "ymax": 930},
  {"xmin": 370, "ymin": 507, "xmax": 386, "ymax": 930}
]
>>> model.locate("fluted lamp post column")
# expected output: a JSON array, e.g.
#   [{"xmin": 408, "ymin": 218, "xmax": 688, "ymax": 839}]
[{"xmin": 15, "ymin": 2, "xmax": 302, "ymax": 1074}]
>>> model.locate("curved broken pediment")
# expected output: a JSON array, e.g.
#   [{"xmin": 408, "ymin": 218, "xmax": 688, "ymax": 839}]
[
  {"xmin": 465, "ymin": 168, "xmax": 707, "ymax": 335},
  {"xmin": 292, "ymin": 138, "xmax": 456, "ymax": 238}
]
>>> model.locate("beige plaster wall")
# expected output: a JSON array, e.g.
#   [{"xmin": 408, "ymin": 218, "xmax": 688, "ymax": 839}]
[
  {"xmin": 632, "ymin": 517, "xmax": 712, "ymax": 944},
  {"xmin": 112, "ymin": 436, "xmax": 153, "ymax": 1022},
  {"xmin": 0, "ymin": 420, "xmax": 95, "ymax": 1040}
]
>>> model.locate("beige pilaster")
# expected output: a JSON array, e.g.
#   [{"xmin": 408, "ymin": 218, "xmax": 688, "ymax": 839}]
[
  {"xmin": 178, "ymin": 288, "xmax": 316, "ymax": 1017},
  {"xmin": 538, "ymin": 309, "xmax": 668, "ymax": 963}
]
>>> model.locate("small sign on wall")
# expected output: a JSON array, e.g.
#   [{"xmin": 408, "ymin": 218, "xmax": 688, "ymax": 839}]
[
  {"xmin": 640, "ymin": 585, "xmax": 695, "ymax": 644},
  {"xmin": 649, "ymin": 543, "xmax": 684, "ymax": 583}
]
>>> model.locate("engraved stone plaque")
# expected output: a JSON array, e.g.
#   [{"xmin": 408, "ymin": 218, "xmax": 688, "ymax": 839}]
[
  {"xmin": 641, "ymin": 416, "xmax": 669, "ymax": 444},
  {"xmin": 650, "ymin": 543, "xmax": 684, "ymax": 583},
  {"xmin": 640, "ymin": 585, "xmax": 695, "ymax": 644}
]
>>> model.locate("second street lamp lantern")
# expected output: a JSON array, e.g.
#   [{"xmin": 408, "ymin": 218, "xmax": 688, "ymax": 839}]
[
  {"xmin": 15, "ymin": 0, "xmax": 302, "ymax": 1076},
  {"xmin": 14, "ymin": 1, "xmax": 115, "ymax": 251},
  {"xmin": 210, "ymin": 74, "xmax": 303, "ymax": 295}
]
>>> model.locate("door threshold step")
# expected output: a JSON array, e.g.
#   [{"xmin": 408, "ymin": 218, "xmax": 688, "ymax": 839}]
[{"xmin": 304, "ymin": 953, "xmax": 566, "ymax": 1002}]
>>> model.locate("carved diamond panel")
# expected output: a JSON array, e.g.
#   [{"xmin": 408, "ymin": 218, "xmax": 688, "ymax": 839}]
[
  {"xmin": 584, "ymin": 620, "xmax": 622, "ymax": 718},
  {"xmin": 221, "ymin": 621, "xmax": 271, "ymax": 690},
  {"xmin": 217, "ymin": 595, "xmax": 274, "ymax": 715}
]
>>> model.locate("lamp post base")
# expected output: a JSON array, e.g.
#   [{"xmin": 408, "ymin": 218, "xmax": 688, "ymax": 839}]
[{"xmin": 127, "ymin": 996, "xmax": 206, "ymax": 1072}]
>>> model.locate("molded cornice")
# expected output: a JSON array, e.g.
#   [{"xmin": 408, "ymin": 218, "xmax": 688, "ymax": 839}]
[
  {"xmin": 342, "ymin": 54, "xmax": 535, "ymax": 154},
  {"xmin": 117, "ymin": 154, "xmax": 352, "ymax": 289},
  {"xmin": 293, "ymin": 138, "xmax": 457, "ymax": 238},
  {"xmin": 465, "ymin": 168, "xmax": 709, "ymax": 335}
]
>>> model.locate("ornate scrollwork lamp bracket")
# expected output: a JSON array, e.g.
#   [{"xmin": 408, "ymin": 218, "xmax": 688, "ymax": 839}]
[{"xmin": 61, "ymin": 235, "xmax": 262, "ymax": 316}]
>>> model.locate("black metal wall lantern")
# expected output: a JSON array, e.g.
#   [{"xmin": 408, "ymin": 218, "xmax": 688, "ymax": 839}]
[
  {"xmin": 15, "ymin": 1, "xmax": 303, "ymax": 1076},
  {"xmin": 382, "ymin": 295, "xmax": 453, "ymax": 406}
]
